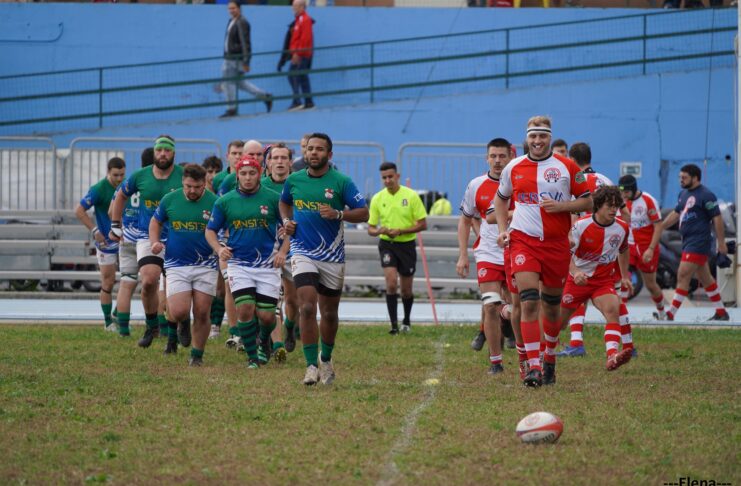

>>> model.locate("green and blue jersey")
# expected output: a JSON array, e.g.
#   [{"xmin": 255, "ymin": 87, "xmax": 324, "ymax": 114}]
[
  {"xmin": 153, "ymin": 189, "xmax": 218, "ymax": 269},
  {"xmin": 207, "ymin": 185, "xmax": 282, "ymax": 269},
  {"xmin": 280, "ymin": 167, "xmax": 366, "ymax": 263},
  {"xmin": 120, "ymin": 164, "xmax": 184, "ymax": 241}
]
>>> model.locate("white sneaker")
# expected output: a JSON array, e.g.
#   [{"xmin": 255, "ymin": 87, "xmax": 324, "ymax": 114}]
[
  {"xmin": 653, "ymin": 309, "xmax": 667, "ymax": 320},
  {"xmin": 208, "ymin": 325, "xmax": 220, "ymax": 340},
  {"xmin": 104, "ymin": 323, "xmax": 117, "ymax": 333},
  {"xmin": 303, "ymin": 365, "xmax": 319, "ymax": 386},
  {"xmin": 319, "ymin": 360, "xmax": 335, "ymax": 385},
  {"xmin": 225, "ymin": 335, "xmax": 241, "ymax": 349},
  {"xmin": 400, "ymin": 324, "xmax": 411, "ymax": 334}
]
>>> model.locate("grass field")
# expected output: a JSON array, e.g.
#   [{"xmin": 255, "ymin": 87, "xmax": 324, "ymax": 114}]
[{"xmin": 0, "ymin": 323, "xmax": 738, "ymax": 485}]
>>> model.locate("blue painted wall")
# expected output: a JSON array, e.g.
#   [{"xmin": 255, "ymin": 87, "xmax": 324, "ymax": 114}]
[
  {"xmin": 0, "ymin": 4, "xmax": 735, "ymax": 211},
  {"xmin": 1, "ymin": 4, "xmax": 640, "ymax": 76}
]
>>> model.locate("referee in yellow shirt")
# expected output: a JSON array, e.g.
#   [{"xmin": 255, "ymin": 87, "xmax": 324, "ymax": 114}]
[{"xmin": 367, "ymin": 162, "xmax": 428, "ymax": 334}]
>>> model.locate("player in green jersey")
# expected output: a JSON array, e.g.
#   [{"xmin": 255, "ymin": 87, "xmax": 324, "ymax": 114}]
[
  {"xmin": 206, "ymin": 155, "xmax": 289, "ymax": 369},
  {"xmin": 110, "ymin": 135, "xmax": 184, "ymax": 348},
  {"xmin": 262, "ymin": 143, "xmax": 298, "ymax": 362},
  {"xmin": 150, "ymin": 164, "xmax": 219, "ymax": 366},
  {"xmin": 280, "ymin": 133, "xmax": 369, "ymax": 385},
  {"xmin": 75, "ymin": 157, "xmax": 126, "ymax": 330}
]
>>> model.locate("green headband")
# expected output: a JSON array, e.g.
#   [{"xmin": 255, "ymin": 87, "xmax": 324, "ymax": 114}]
[{"xmin": 154, "ymin": 138, "xmax": 175, "ymax": 151}]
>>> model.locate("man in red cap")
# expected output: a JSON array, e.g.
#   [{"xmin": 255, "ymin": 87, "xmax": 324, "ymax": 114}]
[{"xmin": 206, "ymin": 155, "xmax": 290, "ymax": 369}]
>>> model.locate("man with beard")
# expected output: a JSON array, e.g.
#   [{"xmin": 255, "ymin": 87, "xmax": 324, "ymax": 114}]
[
  {"xmin": 149, "ymin": 165, "xmax": 218, "ymax": 365},
  {"xmin": 494, "ymin": 117, "xmax": 592, "ymax": 387},
  {"xmin": 110, "ymin": 135, "xmax": 184, "ymax": 348},
  {"xmin": 206, "ymin": 155, "xmax": 288, "ymax": 370},
  {"xmin": 660, "ymin": 164, "xmax": 729, "ymax": 321},
  {"xmin": 280, "ymin": 133, "xmax": 369, "ymax": 386}
]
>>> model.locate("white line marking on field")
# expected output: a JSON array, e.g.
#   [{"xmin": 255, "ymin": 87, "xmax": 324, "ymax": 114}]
[{"xmin": 376, "ymin": 336, "xmax": 445, "ymax": 486}]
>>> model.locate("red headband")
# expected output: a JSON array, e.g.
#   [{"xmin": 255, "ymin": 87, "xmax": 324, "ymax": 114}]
[{"xmin": 236, "ymin": 155, "xmax": 261, "ymax": 173}]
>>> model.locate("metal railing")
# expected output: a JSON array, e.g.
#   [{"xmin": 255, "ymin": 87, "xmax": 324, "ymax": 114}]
[
  {"xmin": 397, "ymin": 142, "xmax": 524, "ymax": 214},
  {"xmin": 0, "ymin": 137, "xmax": 58, "ymax": 210},
  {"xmin": 0, "ymin": 8, "xmax": 734, "ymax": 131},
  {"xmin": 0, "ymin": 137, "xmax": 221, "ymax": 210}
]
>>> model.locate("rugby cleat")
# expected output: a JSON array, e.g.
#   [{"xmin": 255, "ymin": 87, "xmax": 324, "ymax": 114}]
[
  {"xmin": 606, "ymin": 348, "xmax": 633, "ymax": 371},
  {"xmin": 273, "ymin": 347, "xmax": 287, "ymax": 363},
  {"xmin": 652, "ymin": 309, "xmax": 667, "ymax": 320},
  {"xmin": 164, "ymin": 338, "xmax": 178, "ymax": 355},
  {"xmin": 137, "ymin": 327, "xmax": 157, "ymax": 348},
  {"xmin": 557, "ymin": 345, "xmax": 586, "ymax": 357},
  {"xmin": 208, "ymin": 325, "xmax": 220, "ymax": 340},
  {"xmin": 303, "ymin": 365, "xmax": 319, "ymax": 385},
  {"xmin": 518, "ymin": 360, "xmax": 529, "ymax": 381},
  {"xmin": 487, "ymin": 363, "xmax": 504, "ymax": 376},
  {"xmin": 225, "ymin": 335, "xmax": 241, "ymax": 350},
  {"xmin": 246, "ymin": 358, "xmax": 260, "ymax": 370},
  {"xmin": 470, "ymin": 331, "xmax": 486, "ymax": 351},
  {"xmin": 523, "ymin": 368, "xmax": 543, "ymax": 388},
  {"xmin": 400, "ymin": 324, "xmax": 411, "ymax": 334},
  {"xmin": 388, "ymin": 326, "xmax": 399, "ymax": 335},
  {"xmin": 708, "ymin": 312, "xmax": 730, "ymax": 321},
  {"xmin": 188, "ymin": 356, "xmax": 203, "ymax": 367},
  {"xmin": 319, "ymin": 360, "xmax": 335, "ymax": 385},
  {"xmin": 542, "ymin": 362, "xmax": 556, "ymax": 385}
]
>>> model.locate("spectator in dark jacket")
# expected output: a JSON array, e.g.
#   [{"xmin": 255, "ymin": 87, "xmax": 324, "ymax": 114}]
[{"xmin": 220, "ymin": 0, "xmax": 273, "ymax": 118}]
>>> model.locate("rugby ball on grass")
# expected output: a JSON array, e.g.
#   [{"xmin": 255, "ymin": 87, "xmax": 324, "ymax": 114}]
[{"xmin": 516, "ymin": 412, "xmax": 563, "ymax": 444}]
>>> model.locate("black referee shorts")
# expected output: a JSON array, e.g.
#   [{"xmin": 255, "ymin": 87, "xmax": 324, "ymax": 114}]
[{"xmin": 378, "ymin": 239, "xmax": 417, "ymax": 277}]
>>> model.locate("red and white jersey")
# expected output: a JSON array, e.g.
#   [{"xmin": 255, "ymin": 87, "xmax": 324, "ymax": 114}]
[
  {"xmin": 497, "ymin": 153, "xmax": 591, "ymax": 240},
  {"xmin": 625, "ymin": 191, "xmax": 661, "ymax": 246},
  {"xmin": 460, "ymin": 173, "xmax": 503, "ymax": 265},
  {"xmin": 571, "ymin": 215, "xmax": 629, "ymax": 279}
]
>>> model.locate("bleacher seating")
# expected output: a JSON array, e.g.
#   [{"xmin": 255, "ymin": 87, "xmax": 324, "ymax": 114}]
[{"xmin": 0, "ymin": 211, "xmax": 478, "ymax": 295}]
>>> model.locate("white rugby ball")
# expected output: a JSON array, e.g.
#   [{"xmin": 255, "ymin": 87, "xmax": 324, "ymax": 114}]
[{"xmin": 516, "ymin": 412, "xmax": 563, "ymax": 444}]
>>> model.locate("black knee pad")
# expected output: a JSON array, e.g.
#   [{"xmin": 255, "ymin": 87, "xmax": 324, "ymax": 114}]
[
  {"xmin": 519, "ymin": 288, "xmax": 540, "ymax": 302},
  {"xmin": 541, "ymin": 292, "xmax": 562, "ymax": 306}
]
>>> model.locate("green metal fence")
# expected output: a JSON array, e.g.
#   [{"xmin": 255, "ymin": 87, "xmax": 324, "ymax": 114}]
[{"xmin": 0, "ymin": 8, "xmax": 735, "ymax": 131}]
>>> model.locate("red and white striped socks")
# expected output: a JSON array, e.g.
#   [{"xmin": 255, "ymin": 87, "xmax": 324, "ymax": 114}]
[
  {"xmin": 543, "ymin": 318, "xmax": 561, "ymax": 365},
  {"xmin": 604, "ymin": 322, "xmax": 621, "ymax": 357},
  {"xmin": 520, "ymin": 320, "xmax": 542, "ymax": 371},
  {"xmin": 652, "ymin": 293, "xmax": 665, "ymax": 312},
  {"xmin": 704, "ymin": 282, "xmax": 728, "ymax": 317},
  {"xmin": 489, "ymin": 354, "xmax": 502, "ymax": 365},
  {"xmin": 568, "ymin": 304, "xmax": 586, "ymax": 347},
  {"xmin": 667, "ymin": 288, "xmax": 689, "ymax": 320},
  {"xmin": 619, "ymin": 288, "xmax": 633, "ymax": 351}
]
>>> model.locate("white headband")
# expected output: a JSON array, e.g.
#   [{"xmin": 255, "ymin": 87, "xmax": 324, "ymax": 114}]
[{"xmin": 527, "ymin": 126, "xmax": 552, "ymax": 135}]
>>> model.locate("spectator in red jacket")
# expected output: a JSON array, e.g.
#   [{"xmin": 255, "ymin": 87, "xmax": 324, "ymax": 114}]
[{"xmin": 287, "ymin": 0, "xmax": 314, "ymax": 111}]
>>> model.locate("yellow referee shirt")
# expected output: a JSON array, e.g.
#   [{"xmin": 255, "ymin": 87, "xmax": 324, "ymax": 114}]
[{"xmin": 368, "ymin": 185, "xmax": 427, "ymax": 243}]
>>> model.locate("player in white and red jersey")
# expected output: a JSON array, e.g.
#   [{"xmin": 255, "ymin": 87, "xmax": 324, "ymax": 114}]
[
  {"xmin": 457, "ymin": 138, "xmax": 514, "ymax": 376},
  {"xmin": 558, "ymin": 142, "xmax": 633, "ymax": 358},
  {"xmin": 560, "ymin": 186, "xmax": 634, "ymax": 371},
  {"xmin": 494, "ymin": 116, "xmax": 592, "ymax": 387},
  {"xmin": 619, "ymin": 174, "xmax": 667, "ymax": 319}
]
